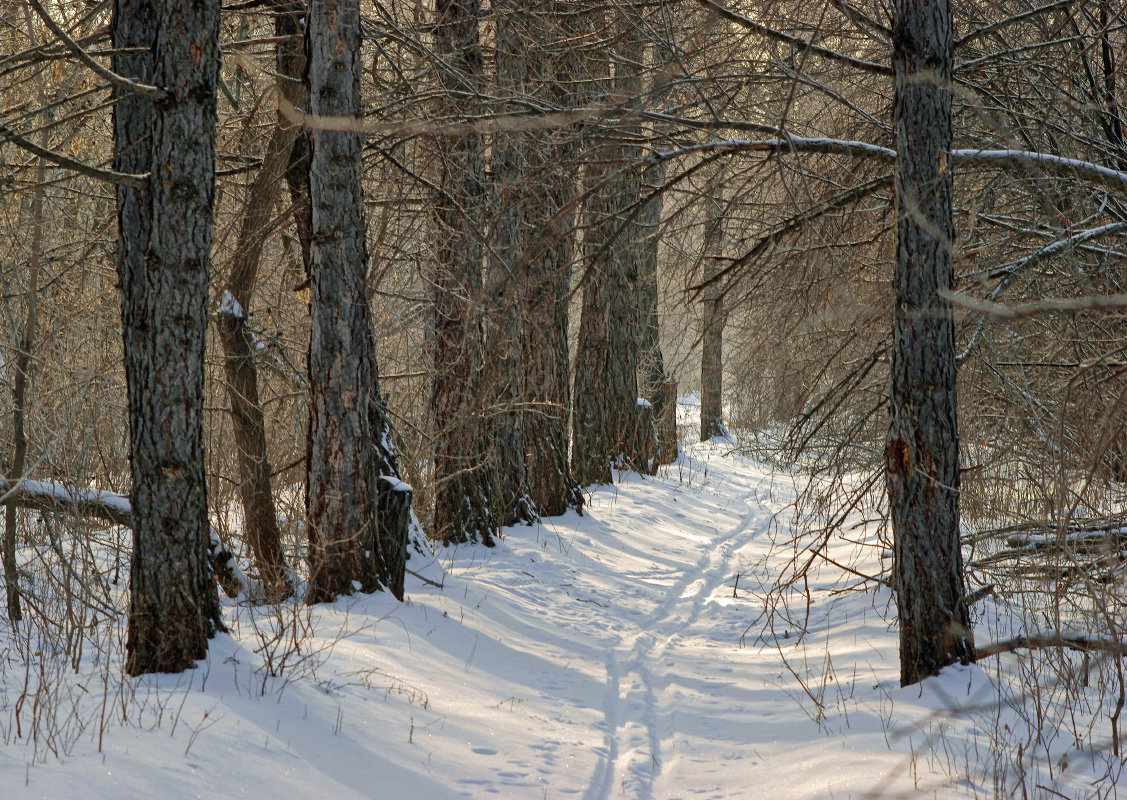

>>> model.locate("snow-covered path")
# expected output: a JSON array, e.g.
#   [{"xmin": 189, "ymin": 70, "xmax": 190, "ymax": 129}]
[{"xmin": 3, "ymin": 438, "xmax": 1043, "ymax": 799}]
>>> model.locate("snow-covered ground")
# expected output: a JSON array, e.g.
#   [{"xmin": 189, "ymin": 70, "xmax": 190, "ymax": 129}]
[{"xmin": 2, "ymin": 406, "xmax": 1122, "ymax": 798}]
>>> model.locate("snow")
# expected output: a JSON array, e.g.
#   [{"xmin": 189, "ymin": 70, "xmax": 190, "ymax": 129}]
[
  {"xmin": 380, "ymin": 474, "xmax": 412, "ymax": 493},
  {"xmin": 2, "ymin": 401, "xmax": 1121, "ymax": 798},
  {"xmin": 218, "ymin": 290, "xmax": 245, "ymax": 319},
  {"xmin": 1, "ymin": 477, "xmax": 132, "ymax": 516}
]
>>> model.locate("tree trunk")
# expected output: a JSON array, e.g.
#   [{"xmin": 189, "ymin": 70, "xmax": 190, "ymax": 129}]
[
  {"xmin": 432, "ymin": 0, "xmax": 496, "ymax": 544},
  {"xmin": 3, "ymin": 111, "xmax": 45, "ymax": 624},
  {"xmin": 278, "ymin": 5, "xmax": 313, "ymax": 277},
  {"xmin": 216, "ymin": 19, "xmax": 308, "ymax": 601},
  {"xmin": 114, "ymin": 0, "xmax": 223, "ymax": 675},
  {"xmin": 487, "ymin": 0, "xmax": 533, "ymax": 526},
  {"xmin": 637, "ymin": 48, "xmax": 677, "ymax": 465},
  {"xmin": 887, "ymin": 0, "xmax": 975, "ymax": 686},
  {"xmin": 700, "ymin": 169, "xmax": 727, "ymax": 442},
  {"xmin": 573, "ymin": 15, "xmax": 651, "ymax": 484},
  {"xmin": 520, "ymin": 0, "xmax": 585, "ymax": 517},
  {"xmin": 305, "ymin": 0, "xmax": 405, "ymax": 601}
]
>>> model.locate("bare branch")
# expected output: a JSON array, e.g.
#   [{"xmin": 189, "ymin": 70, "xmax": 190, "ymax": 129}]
[
  {"xmin": 693, "ymin": 0, "xmax": 893, "ymax": 76},
  {"xmin": 956, "ymin": 0, "xmax": 1079, "ymax": 49},
  {"xmin": 0, "ymin": 118, "xmax": 147, "ymax": 186},
  {"xmin": 26, "ymin": 0, "xmax": 165, "ymax": 99}
]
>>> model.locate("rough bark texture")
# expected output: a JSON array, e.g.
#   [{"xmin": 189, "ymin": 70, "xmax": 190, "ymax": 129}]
[
  {"xmin": 486, "ymin": 0, "xmax": 585, "ymax": 521},
  {"xmin": 887, "ymin": 0, "xmax": 975, "ymax": 686},
  {"xmin": 487, "ymin": 0, "xmax": 533, "ymax": 526},
  {"xmin": 572, "ymin": 18, "xmax": 652, "ymax": 485},
  {"xmin": 700, "ymin": 171, "xmax": 727, "ymax": 442},
  {"xmin": 432, "ymin": 0, "xmax": 496, "ymax": 544},
  {"xmin": 305, "ymin": 0, "xmax": 405, "ymax": 601},
  {"xmin": 114, "ymin": 0, "xmax": 223, "ymax": 675},
  {"xmin": 521, "ymin": 0, "xmax": 585, "ymax": 517}
]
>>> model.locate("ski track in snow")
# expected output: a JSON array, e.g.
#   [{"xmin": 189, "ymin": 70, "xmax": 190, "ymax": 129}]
[
  {"xmin": 7, "ymin": 422, "xmax": 1099, "ymax": 800},
  {"xmin": 584, "ymin": 488, "xmax": 771, "ymax": 800}
]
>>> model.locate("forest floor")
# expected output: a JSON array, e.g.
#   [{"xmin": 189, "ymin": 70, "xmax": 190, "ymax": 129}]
[{"xmin": 1, "ymin": 402, "xmax": 1120, "ymax": 799}]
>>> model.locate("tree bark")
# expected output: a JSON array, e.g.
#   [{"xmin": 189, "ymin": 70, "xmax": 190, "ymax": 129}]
[
  {"xmin": 572, "ymin": 15, "xmax": 652, "ymax": 484},
  {"xmin": 3, "ymin": 121, "xmax": 44, "ymax": 624},
  {"xmin": 114, "ymin": 0, "xmax": 223, "ymax": 675},
  {"xmin": 2, "ymin": 2, "xmax": 48, "ymax": 621},
  {"xmin": 487, "ymin": 0, "xmax": 533, "ymax": 526},
  {"xmin": 431, "ymin": 0, "xmax": 496, "ymax": 544},
  {"xmin": 305, "ymin": 0, "xmax": 406, "ymax": 601},
  {"xmin": 887, "ymin": 0, "xmax": 975, "ymax": 686},
  {"xmin": 519, "ymin": 0, "xmax": 585, "ymax": 517},
  {"xmin": 700, "ymin": 168, "xmax": 727, "ymax": 442}
]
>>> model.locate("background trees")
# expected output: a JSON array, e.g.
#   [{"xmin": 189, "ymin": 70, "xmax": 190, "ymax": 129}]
[{"xmin": 0, "ymin": 0, "xmax": 1126, "ymax": 698}]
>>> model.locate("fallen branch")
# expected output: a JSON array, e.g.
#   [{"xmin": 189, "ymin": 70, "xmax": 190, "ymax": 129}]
[
  {"xmin": 979, "ymin": 631, "xmax": 1127, "ymax": 659},
  {"xmin": 0, "ymin": 477, "xmax": 256, "ymax": 600}
]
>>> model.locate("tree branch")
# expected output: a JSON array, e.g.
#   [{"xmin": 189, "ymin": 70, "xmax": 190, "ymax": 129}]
[
  {"xmin": 979, "ymin": 631, "xmax": 1127, "ymax": 659},
  {"xmin": 956, "ymin": 0, "xmax": 1079, "ymax": 49},
  {"xmin": 26, "ymin": 0, "xmax": 165, "ymax": 99},
  {"xmin": 0, "ymin": 477, "xmax": 255, "ymax": 600},
  {"xmin": 693, "ymin": 0, "xmax": 893, "ymax": 76},
  {"xmin": 0, "ymin": 118, "xmax": 147, "ymax": 187}
]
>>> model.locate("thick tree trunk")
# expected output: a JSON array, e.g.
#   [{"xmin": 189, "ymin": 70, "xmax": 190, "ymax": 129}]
[
  {"xmin": 887, "ymin": 0, "xmax": 975, "ymax": 686},
  {"xmin": 432, "ymin": 0, "xmax": 496, "ymax": 544},
  {"xmin": 114, "ymin": 0, "xmax": 223, "ymax": 675},
  {"xmin": 638, "ymin": 156, "xmax": 677, "ymax": 463},
  {"xmin": 700, "ymin": 170, "xmax": 727, "ymax": 442},
  {"xmin": 488, "ymin": 0, "xmax": 585, "ymax": 521},
  {"xmin": 487, "ymin": 0, "xmax": 533, "ymax": 526},
  {"xmin": 519, "ymin": 0, "xmax": 585, "ymax": 517},
  {"xmin": 305, "ymin": 0, "xmax": 406, "ymax": 601},
  {"xmin": 573, "ymin": 17, "xmax": 652, "ymax": 484}
]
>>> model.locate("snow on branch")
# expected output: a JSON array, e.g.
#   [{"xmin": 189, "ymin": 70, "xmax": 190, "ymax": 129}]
[
  {"xmin": 0, "ymin": 476, "xmax": 256, "ymax": 600},
  {"xmin": 650, "ymin": 137, "xmax": 1127, "ymax": 191}
]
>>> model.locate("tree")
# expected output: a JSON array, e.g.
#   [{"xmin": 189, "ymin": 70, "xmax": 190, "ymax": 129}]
[
  {"xmin": 886, "ymin": 0, "xmax": 975, "ymax": 685},
  {"xmin": 305, "ymin": 0, "xmax": 409, "ymax": 601},
  {"xmin": 486, "ymin": 0, "xmax": 586, "ymax": 521},
  {"xmin": 215, "ymin": 6, "xmax": 309, "ymax": 603},
  {"xmin": 572, "ymin": 8, "xmax": 654, "ymax": 485},
  {"xmin": 699, "ymin": 166, "xmax": 728, "ymax": 442},
  {"xmin": 431, "ymin": 0, "xmax": 496, "ymax": 544},
  {"xmin": 637, "ymin": 110, "xmax": 678, "ymax": 464},
  {"xmin": 113, "ymin": 0, "xmax": 223, "ymax": 674}
]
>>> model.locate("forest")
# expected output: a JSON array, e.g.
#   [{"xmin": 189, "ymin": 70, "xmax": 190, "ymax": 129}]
[{"xmin": 2, "ymin": 0, "xmax": 1127, "ymax": 797}]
